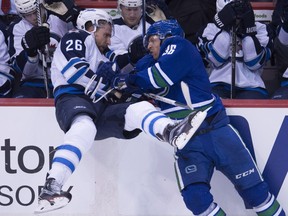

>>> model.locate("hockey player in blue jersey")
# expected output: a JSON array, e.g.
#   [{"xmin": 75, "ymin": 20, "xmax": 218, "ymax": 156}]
[
  {"xmin": 105, "ymin": 19, "xmax": 285, "ymax": 215},
  {"xmin": 35, "ymin": 9, "xmax": 200, "ymax": 214}
]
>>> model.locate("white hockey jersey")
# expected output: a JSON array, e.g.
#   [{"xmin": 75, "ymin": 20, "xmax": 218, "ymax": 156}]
[
  {"xmin": 9, "ymin": 14, "xmax": 72, "ymax": 81},
  {"xmin": 198, "ymin": 22, "xmax": 272, "ymax": 89},
  {"xmin": 109, "ymin": 17, "xmax": 150, "ymax": 52},
  {"xmin": 51, "ymin": 29, "xmax": 108, "ymax": 100},
  {"xmin": 0, "ymin": 29, "xmax": 14, "ymax": 96},
  {"xmin": 277, "ymin": 27, "xmax": 288, "ymax": 79}
]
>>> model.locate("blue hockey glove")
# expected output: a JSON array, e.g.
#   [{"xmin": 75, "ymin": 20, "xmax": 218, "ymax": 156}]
[
  {"xmin": 96, "ymin": 61, "xmax": 120, "ymax": 85},
  {"xmin": 112, "ymin": 73, "xmax": 140, "ymax": 94}
]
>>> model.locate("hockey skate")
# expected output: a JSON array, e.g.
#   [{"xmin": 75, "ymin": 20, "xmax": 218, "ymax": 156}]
[
  {"xmin": 34, "ymin": 178, "xmax": 72, "ymax": 214},
  {"xmin": 158, "ymin": 108, "xmax": 210, "ymax": 150}
]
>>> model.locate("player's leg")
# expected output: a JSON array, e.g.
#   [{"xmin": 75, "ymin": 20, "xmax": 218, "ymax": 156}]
[
  {"xmin": 175, "ymin": 140, "xmax": 226, "ymax": 215},
  {"xmin": 215, "ymin": 125, "xmax": 285, "ymax": 216},
  {"xmin": 35, "ymin": 96, "xmax": 98, "ymax": 214},
  {"xmin": 238, "ymin": 182, "xmax": 285, "ymax": 216},
  {"xmin": 124, "ymin": 101, "xmax": 205, "ymax": 149},
  {"xmin": 182, "ymin": 183, "xmax": 226, "ymax": 216}
]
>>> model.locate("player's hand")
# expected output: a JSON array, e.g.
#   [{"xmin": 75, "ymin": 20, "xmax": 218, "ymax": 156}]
[
  {"xmin": 43, "ymin": 0, "xmax": 81, "ymax": 24},
  {"xmin": 21, "ymin": 26, "xmax": 50, "ymax": 57},
  {"xmin": 96, "ymin": 62, "xmax": 120, "ymax": 85},
  {"xmin": 0, "ymin": 74, "xmax": 13, "ymax": 97},
  {"xmin": 128, "ymin": 35, "xmax": 148, "ymax": 65},
  {"xmin": 213, "ymin": 1, "xmax": 237, "ymax": 31},
  {"xmin": 146, "ymin": 0, "xmax": 172, "ymax": 21},
  {"xmin": 281, "ymin": 2, "xmax": 288, "ymax": 31},
  {"xmin": 112, "ymin": 73, "xmax": 140, "ymax": 94},
  {"xmin": 237, "ymin": 5, "xmax": 256, "ymax": 37}
]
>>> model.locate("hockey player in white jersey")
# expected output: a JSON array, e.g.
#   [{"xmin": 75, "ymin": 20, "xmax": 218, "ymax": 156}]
[
  {"xmin": 0, "ymin": 23, "xmax": 17, "ymax": 97},
  {"xmin": 197, "ymin": 0, "xmax": 273, "ymax": 99},
  {"xmin": 271, "ymin": 1, "xmax": 288, "ymax": 99},
  {"xmin": 8, "ymin": 0, "xmax": 72, "ymax": 98},
  {"xmin": 103, "ymin": 0, "xmax": 151, "ymax": 70},
  {"xmin": 35, "ymin": 8, "xmax": 200, "ymax": 214}
]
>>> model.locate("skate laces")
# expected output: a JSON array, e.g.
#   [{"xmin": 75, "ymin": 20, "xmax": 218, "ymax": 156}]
[{"xmin": 41, "ymin": 178, "xmax": 62, "ymax": 196}]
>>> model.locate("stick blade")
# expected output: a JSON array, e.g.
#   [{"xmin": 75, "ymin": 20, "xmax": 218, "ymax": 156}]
[{"xmin": 180, "ymin": 81, "xmax": 193, "ymax": 110}]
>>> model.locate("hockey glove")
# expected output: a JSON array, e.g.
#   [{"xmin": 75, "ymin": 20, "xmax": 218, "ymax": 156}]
[
  {"xmin": 146, "ymin": 0, "xmax": 171, "ymax": 22},
  {"xmin": 237, "ymin": 6, "xmax": 256, "ymax": 37},
  {"xmin": 112, "ymin": 73, "xmax": 140, "ymax": 94},
  {"xmin": 21, "ymin": 26, "xmax": 50, "ymax": 57},
  {"xmin": 0, "ymin": 73, "xmax": 13, "ymax": 97},
  {"xmin": 230, "ymin": 0, "xmax": 251, "ymax": 19},
  {"xmin": 96, "ymin": 61, "xmax": 120, "ymax": 85},
  {"xmin": 128, "ymin": 35, "xmax": 148, "ymax": 65},
  {"xmin": 213, "ymin": 1, "xmax": 237, "ymax": 31},
  {"xmin": 43, "ymin": 0, "xmax": 81, "ymax": 25},
  {"xmin": 281, "ymin": 2, "xmax": 288, "ymax": 32}
]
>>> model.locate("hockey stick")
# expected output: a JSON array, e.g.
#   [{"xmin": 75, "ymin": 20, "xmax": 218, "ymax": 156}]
[
  {"xmin": 142, "ymin": 0, "xmax": 146, "ymax": 37},
  {"xmin": 230, "ymin": 23, "xmax": 237, "ymax": 99},
  {"xmin": 36, "ymin": 0, "xmax": 50, "ymax": 98},
  {"xmin": 144, "ymin": 92, "xmax": 191, "ymax": 110}
]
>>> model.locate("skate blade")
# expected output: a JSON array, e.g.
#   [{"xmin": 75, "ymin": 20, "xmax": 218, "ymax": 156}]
[
  {"xmin": 175, "ymin": 110, "xmax": 208, "ymax": 150},
  {"xmin": 34, "ymin": 196, "xmax": 71, "ymax": 214}
]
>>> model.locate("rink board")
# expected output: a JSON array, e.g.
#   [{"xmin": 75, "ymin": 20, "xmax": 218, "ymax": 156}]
[{"xmin": 0, "ymin": 99, "xmax": 287, "ymax": 216}]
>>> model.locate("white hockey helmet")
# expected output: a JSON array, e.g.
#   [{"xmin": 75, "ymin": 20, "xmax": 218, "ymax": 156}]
[
  {"xmin": 216, "ymin": 0, "xmax": 234, "ymax": 12},
  {"xmin": 15, "ymin": 0, "xmax": 38, "ymax": 15},
  {"xmin": 118, "ymin": 0, "xmax": 142, "ymax": 8},
  {"xmin": 76, "ymin": 9, "xmax": 113, "ymax": 32}
]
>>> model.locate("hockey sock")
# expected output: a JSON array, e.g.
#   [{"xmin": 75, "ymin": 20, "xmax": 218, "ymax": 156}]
[
  {"xmin": 254, "ymin": 193, "xmax": 285, "ymax": 216},
  {"xmin": 49, "ymin": 115, "xmax": 96, "ymax": 186},
  {"xmin": 124, "ymin": 101, "xmax": 173, "ymax": 137}
]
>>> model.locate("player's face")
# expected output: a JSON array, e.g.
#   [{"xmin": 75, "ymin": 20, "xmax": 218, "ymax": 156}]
[
  {"xmin": 147, "ymin": 35, "xmax": 161, "ymax": 59},
  {"xmin": 22, "ymin": 10, "xmax": 38, "ymax": 26},
  {"xmin": 94, "ymin": 23, "xmax": 112, "ymax": 54},
  {"xmin": 120, "ymin": 5, "xmax": 142, "ymax": 28}
]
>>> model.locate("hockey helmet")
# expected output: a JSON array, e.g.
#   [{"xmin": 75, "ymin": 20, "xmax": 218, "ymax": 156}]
[
  {"xmin": 216, "ymin": 0, "xmax": 234, "ymax": 12},
  {"xmin": 15, "ymin": 0, "xmax": 38, "ymax": 15},
  {"xmin": 76, "ymin": 9, "xmax": 113, "ymax": 33},
  {"xmin": 143, "ymin": 19, "xmax": 184, "ymax": 48},
  {"xmin": 118, "ymin": 0, "xmax": 142, "ymax": 8}
]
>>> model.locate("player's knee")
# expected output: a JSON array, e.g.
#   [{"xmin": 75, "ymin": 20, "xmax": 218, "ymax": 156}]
[
  {"xmin": 124, "ymin": 101, "xmax": 156, "ymax": 131},
  {"xmin": 181, "ymin": 183, "xmax": 213, "ymax": 215},
  {"xmin": 64, "ymin": 115, "xmax": 96, "ymax": 154},
  {"xmin": 239, "ymin": 182, "xmax": 285, "ymax": 215},
  {"xmin": 238, "ymin": 182, "xmax": 269, "ymax": 207}
]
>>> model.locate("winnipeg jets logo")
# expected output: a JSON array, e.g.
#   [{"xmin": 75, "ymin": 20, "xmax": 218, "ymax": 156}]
[{"xmin": 163, "ymin": 45, "xmax": 176, "ymax": 56}]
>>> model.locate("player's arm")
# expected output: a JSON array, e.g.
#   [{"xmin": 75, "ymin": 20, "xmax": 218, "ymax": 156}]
[
  {"xmin": 113, "ymin": 38, "xmax": 192, "ymax": 91},
  {"xmin": 197, "ymin": 26, "xmax": 231, "ymax": 68},
  {"xmin": 237, "ymin": 3, "xmax": 272, "ymax": 71}
]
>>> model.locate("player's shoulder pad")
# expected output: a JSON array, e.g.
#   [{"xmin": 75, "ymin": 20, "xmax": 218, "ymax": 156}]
[
  {"xmin": 113, "ymin": 17, "xmax": 126, "ymax": 26},
  {"xmin": 62, "ymin": 29, "xmax": 91, "ymax": 42}
]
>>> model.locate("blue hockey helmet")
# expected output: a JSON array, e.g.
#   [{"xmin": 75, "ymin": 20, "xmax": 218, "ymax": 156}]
[{"xmin": 143, "ymin": 19, "xmax": 184, "ymax": 48}]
